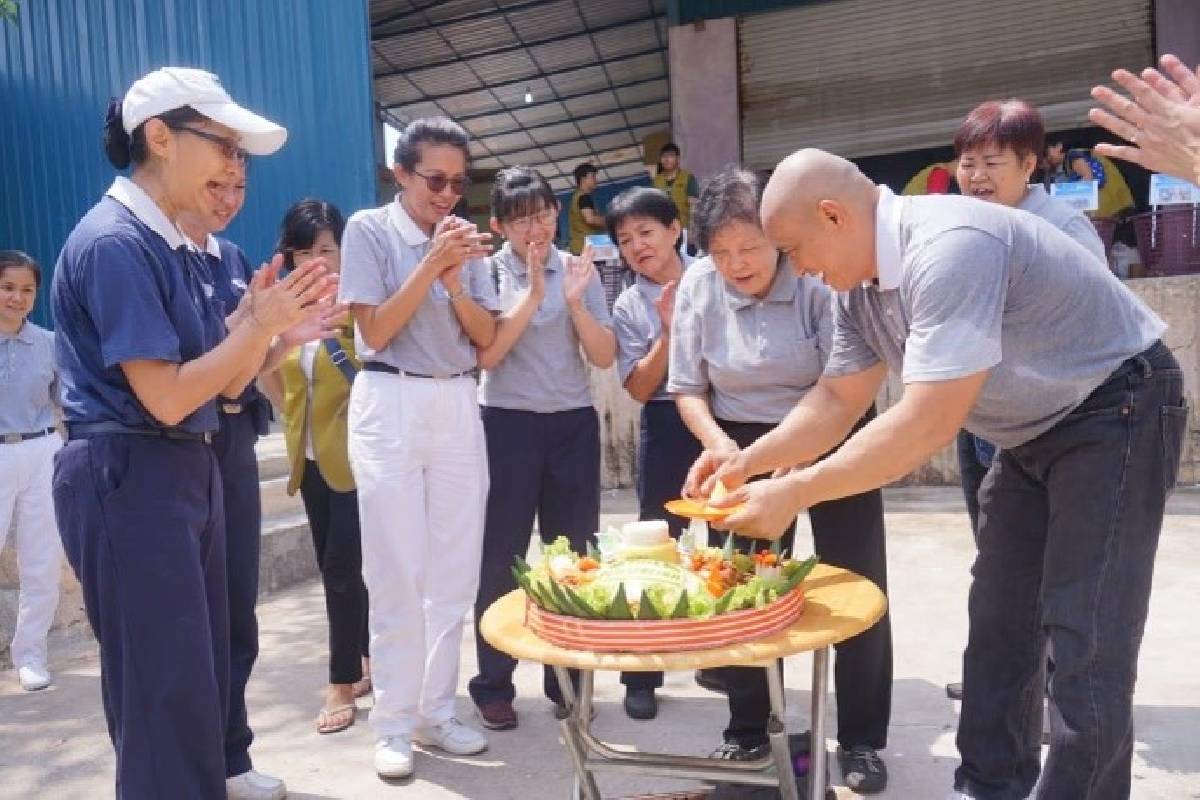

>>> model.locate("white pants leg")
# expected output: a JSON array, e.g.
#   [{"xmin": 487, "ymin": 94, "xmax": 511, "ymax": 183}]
[
  {"xmin": 2, "ymin": 435, "xmax": 64, "ymax": 668},
  {"xmin": 349, "ymin": 373, "xmax": 487, "ymax": 737}
]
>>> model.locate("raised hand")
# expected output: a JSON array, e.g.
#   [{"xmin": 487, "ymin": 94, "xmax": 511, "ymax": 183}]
[
  {"xmin": 654, "ymin": 279, "xmax": 677, "ymax": 331},
  {"xmin": 526, "ymin": 240, "xmax": 547, "ymax": 299},
  {"xmin": 249, "ymin": 255, "xmax": 335, "ymax": 337},
  {"xmin": 279, "ymin": 301, "xmax": 351, "ymax": 347},
  {"xmin": 1090, "ymin": 55, "xmax": 1200, "ymax": 184},
  {"xmin": 564, "ymin": 242, "xmax": 596, "ymax": 307},
  {"xmin": 425, "ymin": 217, "xmax": 494, "ymax": 291}
]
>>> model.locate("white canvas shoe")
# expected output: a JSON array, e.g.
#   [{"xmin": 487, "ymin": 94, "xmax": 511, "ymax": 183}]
[
  {"xmin": 375, "ymin": 736, "xmax": 415, "ymax": 779},
  {"xmin": 414, "ymin": 717, "xmax": 488, "ymax": 756},
  {"xmin": 18, "ymin": 664, "xmax": 51, "ymax": 691},
  {"xmin": 226, "ymin": 769, "xmax": 287, "ymax": 800}
]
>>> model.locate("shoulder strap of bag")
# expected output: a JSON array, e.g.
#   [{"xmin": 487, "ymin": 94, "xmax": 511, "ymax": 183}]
[{"xmin": 321, "ymin": 337, "xmax": 358, "ymax": 384}]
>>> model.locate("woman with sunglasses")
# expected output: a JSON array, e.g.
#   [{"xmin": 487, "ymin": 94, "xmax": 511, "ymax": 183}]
[
  {"xmin": 338, "ymin": 116, "xmax": 499, "ymax": 781},
  {"xmin": 51, "ymin": 67, "xmax": 333, "ymax": 798},
  {"xmin": 467, "ymin": 166, "xmax": 615, "ymax": 731}
]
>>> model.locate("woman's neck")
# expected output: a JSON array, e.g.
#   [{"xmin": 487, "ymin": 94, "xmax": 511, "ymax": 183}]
[
  {"xmin": 400, "ymin": 194, "xmax": 436, "ymax": 237},
  {"xmin": 132, "ymin": 167, "xmax": 179, "ymax": 220},
  {"xmin": 654, "ymin": 250, "xmax": 684, "ymax": 284},
  {"xmin": 0, "ymin": 315, "xmax": 25, "ymax": 336}
]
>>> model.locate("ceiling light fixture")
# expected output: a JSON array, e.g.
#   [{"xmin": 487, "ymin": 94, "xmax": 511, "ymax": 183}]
[{"xmin": 524, "ymin": 87, "xmax": 533, "ymax": 104}]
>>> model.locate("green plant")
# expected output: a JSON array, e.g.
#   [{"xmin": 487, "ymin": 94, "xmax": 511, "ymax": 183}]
[{"xmin": 1, "ymin": 0, "xmax": 18, "ymax": 23}]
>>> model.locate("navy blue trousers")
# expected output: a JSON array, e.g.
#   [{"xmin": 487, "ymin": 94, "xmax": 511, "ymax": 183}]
[
  {"xmin": 622, "ymin": 400, "xmax": 704, "ymax": 690},
  {"xmin": 470, "ymin": 406, "xmax": 600, "ymax": 706},
  {"xmin": 54, "ymin": 435, "xmax": 229, "ymax": 800},
  {"xmin": 212, "ymin": 409, "xmax": 261, "ymax": 777}
]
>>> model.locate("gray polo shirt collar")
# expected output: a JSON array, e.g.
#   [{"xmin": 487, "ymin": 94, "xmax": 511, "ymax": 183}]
[
  {"xmin": 387, "ymin": 194, "xmax": 430, "ymax": 246},
  {"xmin": 3, "ymin": 321, "xmax": 36, "ymax": 345},
  {"xmin": 873, "ymin": 186, "xmax": 903, "ymax": 292},
  {"xmin": 105, "ymin": 176, "xmax": 189, "ymax": 250},
  {"xmin": 635, "ymin": 272, "xmax": 663, "ymax": 300},
  {"xmin": 724, "ymin": 260, "xmax": 799, "ymax": 311}
]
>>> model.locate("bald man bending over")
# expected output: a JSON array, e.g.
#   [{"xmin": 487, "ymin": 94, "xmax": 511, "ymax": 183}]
[{"xmin": 689, "ymin": 149, "xmax": 1181, "ymax": 800}]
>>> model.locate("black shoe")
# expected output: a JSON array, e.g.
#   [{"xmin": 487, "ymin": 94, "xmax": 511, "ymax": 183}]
[
  {"xmin": 946, "ymin": 681, "xmax": 964, "ymax": 700},
  {"xmin": 623, "ymin": 687, "xmax": 658, "ymax": 720},
  {"xmin": 709, "ymin": 741, "xmax": 770, "ymax": 761},
  {"xmin": 695, "ymin": 669, "xmax": 728, "ymax": 695},
  {"xmin": 838, "ymin": 745, "xmax": 888, "ymax": 794}
]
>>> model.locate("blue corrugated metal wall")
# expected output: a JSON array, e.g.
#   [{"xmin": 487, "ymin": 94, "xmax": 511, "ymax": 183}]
[{"xmin": 0, "ymin": 0, "xmax": 376, "ymax": 327}]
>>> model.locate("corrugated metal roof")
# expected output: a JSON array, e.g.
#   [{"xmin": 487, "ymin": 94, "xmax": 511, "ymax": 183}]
[
  {"xmin": 373, "ymin": 0, "xmax": 670, "ymax": 191},
  {"xmin": 1, "ymin": 0, "xmax": 377, "ymax": 328}
]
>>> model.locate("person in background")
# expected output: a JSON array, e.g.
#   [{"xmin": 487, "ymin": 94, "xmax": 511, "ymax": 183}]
[
  {"xmin": 671, "ymin": 169, "xmax": 892, "ymax": 794},
  {"xmin": 945, "ymin": 98, "xmax": 1107, "ymax": 705},
  {"xmin": 260, "ymin": 200, "xmax": 371, "ymax": 738},
  {"xmin": 0, "ymin": 251, "xmax": 63, "ymax": 693},
  {"xmin": 608, "ymin": 186, "xmax": 699, "ymax": 720},
  {"xmin": 52, "ymin": 67, "xmax": 331, "ymax": 798},
  {"xmin": 1090, "ymin": 54, "xmax": 1200, "ymax": 184},
  {"xmin": 567, "ymin": 162, "xmax": 605, "ymax": 255},
  {"xmin": 1043, "ymin": 136, "xmax": 1134, "ymax": 220},
  {"xmin": 339, "ymin": 116, "xmax": 499, "ymax": 781},
  {"xmin": 901, "ymin": 160, "xmax": 957, "ymax": 195},
  {"xmin": 469, "ymin": 166, "xmax": 616, "ymax": 731},
  {"xmin": 652, "ymin": 142, "xmax": 701, "ymax": 245}
]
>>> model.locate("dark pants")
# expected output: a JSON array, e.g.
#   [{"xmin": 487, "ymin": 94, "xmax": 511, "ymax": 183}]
[
  {"xmin": 716, "ymin": 415, "xmax": 893, "ymax": 751},
  {"xmin": 956, "ymin": 341, "xmax": 1186, "ymax": 800},
  {"xmin": 955, "ymin": 430, "xmax": 995, "ymax": 538},
  {"xmin": 471, "ymin": 406, "xmax": 601, "ymax": 706},
  {"xmin": 298, "ymin": 460, "xmax": 369, "ymax": 685},
  {"xmin": 54, "ymin": 435, "xmax": 229, "ymax": 800},
  {"xmin": 622, "ymin": 400, "xmax": 704, "ymax": 691},
  {"xmin": 212, "ymin": 409, "xmax": 261, "ymax": 777}
]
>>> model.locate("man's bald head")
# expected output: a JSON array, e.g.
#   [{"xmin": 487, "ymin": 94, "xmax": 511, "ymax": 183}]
[{"xmin": 760, "ymin": 149, "xmax": 880, "ymax": 291}]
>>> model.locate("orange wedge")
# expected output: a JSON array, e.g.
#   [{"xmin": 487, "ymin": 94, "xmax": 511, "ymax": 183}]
[{"xmin": 664, "ymin": 498, "xmax": 745, "ymax": 522}]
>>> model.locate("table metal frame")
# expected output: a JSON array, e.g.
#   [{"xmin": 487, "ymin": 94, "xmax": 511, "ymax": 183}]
[{"xmin": 551, "ymin": 646, "xmax": 830, "ymax": 800}]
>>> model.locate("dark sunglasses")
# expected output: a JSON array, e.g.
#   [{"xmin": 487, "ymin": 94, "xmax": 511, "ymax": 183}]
[
  {"xmin": 411, "ymin": 169, "xmax": 470, "ymax": 196},
  {"xmin": 169, "ymin": 124, "xmax": 250, "ymax": 163}
]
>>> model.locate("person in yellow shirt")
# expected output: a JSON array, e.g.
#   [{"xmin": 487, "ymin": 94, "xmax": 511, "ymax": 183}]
[
  {"xmin": 567, "ymin": 163, "xmax": 605, "ymax": 254},
  {"xmin": 260, "ymin": 199, "xmax": 370, "ymax": 737},
  {"xmin": 652, "ymin": 142, "xmax": 701, "ymax": 236}
]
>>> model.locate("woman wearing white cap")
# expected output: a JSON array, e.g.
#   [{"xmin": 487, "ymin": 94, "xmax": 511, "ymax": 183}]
[{"xmin": 51, "ymin": 67, "xmax": 331, "ymax": 800}]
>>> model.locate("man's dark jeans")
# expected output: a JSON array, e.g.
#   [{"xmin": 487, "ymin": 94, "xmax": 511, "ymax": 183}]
[{"xmin": 955, "ymin": 341, "xmax": 1187, "ymax": 800}]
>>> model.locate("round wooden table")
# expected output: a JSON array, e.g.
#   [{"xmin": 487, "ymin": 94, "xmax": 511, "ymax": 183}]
[{"xmin": 480, "ymin": 564, "xmax": 887, "ymax": 800}]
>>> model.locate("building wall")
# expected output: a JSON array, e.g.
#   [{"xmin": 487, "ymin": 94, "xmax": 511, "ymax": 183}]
[
  {"xmin": 1156, "ymin": 0, "xmax": 1200, "ymax": 67},
  {"xmin": 0, "ymin": 0, "xmax": 377, "ymax": 327},
  {"xmin": 666, "ymin": 17, "xmax": 740, "ymax": 182}
]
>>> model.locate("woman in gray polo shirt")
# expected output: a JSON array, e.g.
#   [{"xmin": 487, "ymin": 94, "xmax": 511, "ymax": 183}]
[
  {"xmin": 669, "ymin": 169, "xmax": 892, "ymax": 793},
  {"xmin": 467, "ymin": 166, "xmax": 615, "ymax": 731}
]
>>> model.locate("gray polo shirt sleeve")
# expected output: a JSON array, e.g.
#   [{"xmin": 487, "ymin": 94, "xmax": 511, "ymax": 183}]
[
  {"xmin": 824, "ymin": 295, "xmax": 881, "ymax": 378},
  {"xmin": 613, "ymin": 289, "xmax": 646, "ymax": 385},
  {"xmin": 583, "ymin": 269, "xmax": 612, "ymax": 326},
  {"xmin": 338, "ymin": 214, "xmax": 390, "ymax": 306},
  {"xmin": 466, "ymin": 256, "xmax": 501, "ymax": 312},
  {"xmin": 804, "ymin": 278, "xmax": 834, "ymax": 369},
  {"xmin": 902, "ymin": 228, "xmax": 1007, "ymax": 382},
  {"xmin": 666, "ymin": 270, "xmax": 707, "ymax": 396}
]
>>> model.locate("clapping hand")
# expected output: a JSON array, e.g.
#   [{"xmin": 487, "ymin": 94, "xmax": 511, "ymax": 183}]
[
  {"xmin": 564, "ymin": 243, "xmax": 596, "ymax": 307},
  {"xmin": 654, "ymin": 279, "xmax": 677, "ymax": 330},
  {"xmin": 1090, "ymin": 54, "xmax": 1200, "ymax": 185}
]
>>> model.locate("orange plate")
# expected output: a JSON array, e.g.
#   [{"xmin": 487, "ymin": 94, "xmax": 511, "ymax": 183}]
[{"xmin": 664, "ymin": 498, "xmax": 745, "ymax": 522}]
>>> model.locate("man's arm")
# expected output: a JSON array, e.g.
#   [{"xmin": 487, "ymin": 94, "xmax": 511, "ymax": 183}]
[{"xmin": 715, "ymin": 370, "xmax": 987, "ymax": 539}]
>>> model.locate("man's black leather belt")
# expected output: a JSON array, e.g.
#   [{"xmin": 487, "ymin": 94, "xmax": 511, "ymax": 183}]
[
  {"xmin": 0, "ymin": 427, "xmax": 56, "ymax": 445},
  {"xmin": 66, "ymin": 421, "xmax": 213, "ymax": 444},
  {"xmin": 362, "ymin": 361, "xmax": 473, "ymax": 380}
]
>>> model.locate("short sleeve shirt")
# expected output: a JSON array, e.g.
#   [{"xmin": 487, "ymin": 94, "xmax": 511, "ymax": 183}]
[
  {"xmin": 1017, "ymin": 185, "xmax": 1106, "ymax": 264},
  {"xmin": 203, "ymin": 236, "xmax": 267, "ymax": 407},
  {"xmin": 669, "ymin": 256, "xmax": 832, "ymax": 423},
  {"xmin": 613, "ymin": 257, "xmax": 694, "ymax": 403},
  {"xmin": 479, "ymin": 244, "xmax": 612, "ymax": 412},
  {"xmin": 0, "ymin": 321, "xmax": 58, "ymax": 433},
  {"xmin": 338, "ymin": 196, "xmax": 500, "ymax": 375},
  {"xmin": 823, "ymin": 188, "xmax": 1166, "ymax": 448}
]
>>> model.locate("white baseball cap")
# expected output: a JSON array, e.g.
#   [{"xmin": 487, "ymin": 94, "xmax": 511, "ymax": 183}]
[{"xmin": 121, "ymin": 66, "xmax": 287, "ymax": 156}]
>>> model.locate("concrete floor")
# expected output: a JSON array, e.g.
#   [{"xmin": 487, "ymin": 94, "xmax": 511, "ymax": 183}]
[{"xmin": 2, "ymin": 487, "xmax": 1198, "ymax": 799}]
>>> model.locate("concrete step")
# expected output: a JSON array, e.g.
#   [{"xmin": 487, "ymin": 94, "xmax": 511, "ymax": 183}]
[
  {"xmin": 254, "ymin": 430, "xmax": 291, "ymax": 482},
  {"xmin": 260, "ymin": 475, "xmax": 305, "ymax": 520}
]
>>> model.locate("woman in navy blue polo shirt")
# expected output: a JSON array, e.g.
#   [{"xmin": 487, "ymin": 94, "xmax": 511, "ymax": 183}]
[{"xmin": 51, "ymin": 67, "xmax": 331, "ymax": 800}]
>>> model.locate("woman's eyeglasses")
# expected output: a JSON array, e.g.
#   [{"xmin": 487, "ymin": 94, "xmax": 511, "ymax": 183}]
[
  {"xmin": 411, "ymin": 169, "xmax": 471, "ymax": 196},
  {"xmin": 169, "ymin": 124, "xmax": 250, "ymax": 163},
  {"xmin": 505, "ymin": 210, "xmax": 557, "ymax": 230}
]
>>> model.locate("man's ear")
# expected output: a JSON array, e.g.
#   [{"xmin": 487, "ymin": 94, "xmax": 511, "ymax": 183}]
[{"xmin": 816, "ymin": 199, "xmax": 845, "ymax": 228}]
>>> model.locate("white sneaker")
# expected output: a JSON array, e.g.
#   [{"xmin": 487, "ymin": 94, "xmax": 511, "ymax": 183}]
[
  {"xmin": 226, "ymin": 769, "xmax": 287, "ymax": 800},
  {"xmin": 375, "ymin": 736, "xmax": 414, "ymax": 779},
  {"xmin": 414, "ymin": 717, "xmax": 488, "ymax": 756},
  {"xmin": 18, "ymin": 664, "xmax": 51, "ymax": 691}
]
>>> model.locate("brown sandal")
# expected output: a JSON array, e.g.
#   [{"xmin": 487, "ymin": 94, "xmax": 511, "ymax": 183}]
[{"xmin": 317, "ymin": 703, "xmax": 356, "ymax": 734}]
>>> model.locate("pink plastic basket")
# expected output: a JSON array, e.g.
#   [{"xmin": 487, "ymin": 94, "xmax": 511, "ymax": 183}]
[{"xmin": 1132, "ymin": 208, "xmax": 1200, "ymax": 275}]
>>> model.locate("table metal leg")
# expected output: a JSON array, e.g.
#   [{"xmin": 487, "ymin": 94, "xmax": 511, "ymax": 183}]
[
  {"xmin": 553, "ymin": 665, "xmax": 601, "ymax": 800},
  {"xmin": 808, "ymin": 646, "xmax": 831, "ymax": 800},
  {"xmin": 766, "ymin": 660, "xmax": 801, "ymax": 800}
]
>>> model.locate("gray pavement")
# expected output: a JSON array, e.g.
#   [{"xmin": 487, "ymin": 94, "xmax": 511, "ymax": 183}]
[{"xmin": 2, "ymin": 487, "xmax": 1198, "ymax": 799}]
